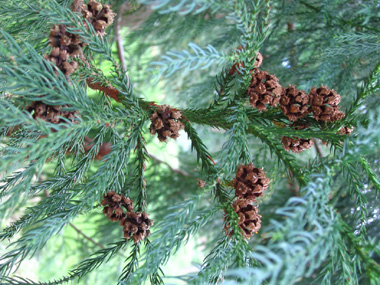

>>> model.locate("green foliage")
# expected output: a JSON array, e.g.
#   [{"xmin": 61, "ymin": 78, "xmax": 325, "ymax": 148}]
[{"xmin": 1, "ymin": 0, "xmax": 380, "ymax": 284}]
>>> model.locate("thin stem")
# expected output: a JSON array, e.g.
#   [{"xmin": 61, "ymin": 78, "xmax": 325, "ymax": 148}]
[
  {"xmin": 149, "ymin": 153, "xmax": 191, "ymax": 177},
  {"xmin": 115, "ymin": 3, "xmax": 127, "ymax": 72}
]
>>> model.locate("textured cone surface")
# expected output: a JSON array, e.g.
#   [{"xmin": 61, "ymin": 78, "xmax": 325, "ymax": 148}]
[
  {"xmin": 82, "ymin": 0, "xmax": 115, "ymax": 36},
  {"xmin": 281, "ymin": 136, "xmax": 314, "ymax": 153},
  {"xmin": 280, "ymin": 85, "xmax": 309, "ymax": 121},
  {"xmin": 149, "ymin": 105, "xmax": 185, "ymax": 142},
  {"xmin": 26, "ymin": 101, "xmax": 79, "ymax": 124},
  {"xmin": 120, "ymin": 212, "xmax": 153, "ymax": 243},
  {"xmin": 338, "ymin": 126, "xmax": 354, "ymax": 135},
  {"xmin": 248, "ymin": 69, "xmax": 283, "ymax": 111},
  {"xmin": 225, "ymin": 199, "xmax": 261, "ymax": 239},
  {"xmin": 44, "ymin": 48, "xmax": 78, "ymax": 78},
  {"xmin": 49, "ymin": 24, "xmax": 84, "ymax": 57},
  {"xmin": 309, "ymin": 86, "xmax": 345, "ymax": 122},
  {"xmin": 101, "ymin": 191, "xmax": 134, "ymax": 222},
  {"xmin": 229, "ymin": 51, "xmax": 263, "ymax": 75},
  {"xmin": 233, "ymin": 164, "xmax": 269, "ymax": 202}
]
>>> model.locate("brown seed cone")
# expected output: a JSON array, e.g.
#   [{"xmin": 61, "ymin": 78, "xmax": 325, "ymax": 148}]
[
  {"xmin": 248, "ymin": 69, "xmax": 284, "ymax": 111},
  {"xmin": 280, "ymin": 85, "xmax": 309, "ymax": 121},
  {"xmin": 233, "ymin": 164, "xmax": 269, "ymax": 202},
  {"xmin": 338, "ymin": 126, "xmax": 354, "ymax": 135},
  {"xmin": 120, "ymin": 212, "xmax": 153, "ymax": 243},
  {"xmin": 26, "ymin": 101, "xmax": 79, "ymax": 124},
  {"xmin": 44, "ymin": 48, "xmax": 78, "ymax": 78},
  {"xmin": 281, "ymin": 136, "xmax": 314, "ymax": 153},
  {"xmin": 229, "ymin": 51, "xmax": 263, "ymax": 75},
  {"xmin": 309, "ymin": 86, "xmax": 345, "ymax": 122},
  {"xmin": 81, "ymin": 0, "xmax": 115, "ymax": 36},
  {"xmin": 149, "ymin": 105, "xmax": 185, "ymax": 142},
  {"xmin": 225, "ymin": 199, "xmax": 261, "ymax": 239},
  {"xmin": 49, "ymin": 25, "xmax": 84, "ymax": 57},
  {"xmin": 101, "ymin": 191, "xmax": 134, "ymax": 222}
]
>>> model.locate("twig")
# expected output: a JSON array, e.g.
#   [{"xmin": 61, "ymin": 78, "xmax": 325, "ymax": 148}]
[
  {"xmin": 69, "ymin": 222, "xmax": 105, "ymax": 249},
  {"xmin": 43, "ymin": 189, "xmax": 127, "ymax": 258},
  {"xmin": 115, "ymin": 3, "xmax": 127, "ymax": 71},
  {"xmin": 313, "ymin": 139, "xmax": 324, "ymax": 158},
  {"xmin": 149, "ymin": 153, "xmax": 191, "ymax": 177}
]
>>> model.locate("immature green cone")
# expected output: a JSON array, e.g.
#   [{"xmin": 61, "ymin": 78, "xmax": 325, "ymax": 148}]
[
  {"xmin": 26, "ymin": 101, "xmax": 79, "ymax": 124},
  {"xmin": 280, "ymin": 85, "xmax": 309, "ymax": 121},
  {"xmin": 248, "ymin": 69, "xmax": 283, "ymax": 111},
  {"xmin": 309, "ymin": 86, "xmax": 345, "ymax": 122},
  {"xmin": 101, "ymin": 191, "xmax": 134, "ymax": 222},
  {"xmin": 149, "ymin": 105, "xmax": 184, "ymax": 142},
  {"xmin": 120, "ymin": 212, "xmax": 153, "ymax": 243},
  {"xmin": 233, "ymin": 164, "xmax": 269, "ymax": 202},
  {"xmin": 82, "ymin": 0, "xmax": 115, "ymax": 36},
  {"xmin": 225, "ymin": 199, "xmax": 261, "ymax": 239},
  {"xmin": 281, "ymin": 136, "xmax": 314, "ymax": 153}
]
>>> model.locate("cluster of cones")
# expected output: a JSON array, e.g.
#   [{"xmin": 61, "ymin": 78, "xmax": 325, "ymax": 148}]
[
  {"xmin": 149, "ymin": 104, "xmax": 185, "ymax": 142},
  {"xmin": 225, "ymin": 164, "xmax": 269, "ymax": 239},
  {"xmin": 26, "ymin": 0, "xmax": 115, "ymax": 124},
  {"xmin": 101, "ymin": 191, "xmax": 153, "ymax": 243},
  {"xmin": 229, "ymin": 49, "xmax": 353, "ymax": 153}
]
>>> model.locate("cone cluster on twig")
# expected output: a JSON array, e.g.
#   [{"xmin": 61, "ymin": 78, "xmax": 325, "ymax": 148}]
[
  {"xmin": 27, "ymin": 0, "xmax": 115, "ymax": 124},
  {"xmin": 26, "ymin": 101, "xmax": 79, "ymax": 124},
  {"xmin": 149, "ymin": 105, "xmax": 185, "ymax": 142},
  {"xmin": 101, "ymin": 191, "xmax": 153, "ymax": 243},
  {"xmin": 236, "ymin": 50, "xmax": 351, "ymax": 152},
  {"xmin": 225, "ymin": 163, "xmax": 269, "ymax": 239}
]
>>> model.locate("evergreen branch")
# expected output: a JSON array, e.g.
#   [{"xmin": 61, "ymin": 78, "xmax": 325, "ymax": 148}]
[
  {"xmin": 359, "ymin": 157, "xmax": 380, "ymax": 195},
  {"xmin": 128, "ymin": 119, "xmax": 150, "ymax": 211},
  {"xmin": 150, "ymin": 43, "xmax": 225, "ymax": 80},
  {"xmin": 131, "ymin": 192, "xmax": 215, "ymax": 283},
  {"xmin": 224, "ymin": 173, "xmax": 340, "ymax": 284},
  {"xmin": 118, "ymin": 243, "xmax": 141, "ymax": 283},
  {"xmin": 346, "ymin": 58, "xmax": 380, "ymax": 122},
  {"xmin": 0, "ymin": 123, "xmax": 143, "ymax": 275},
  {"xmin": 0, "ymin": 240, "xmax": 127, "ymax": 285},
  {"xmin": 43, "ymin": 1, "xmax": 137, "ymax": 106},
  {"xmin": 247, "ymin": 123, "xmax": 309, "ymax": 187},
  {"xmin": 138, "ymin": 0, "xmax": 224, "ymax": 15},
  {"xmin": 183, "ymin": 120, "xmax": 217, "ymax": 177},
  {"xmin": 219, "ymin": 103, "xmax": 251, "ymax": 176}
]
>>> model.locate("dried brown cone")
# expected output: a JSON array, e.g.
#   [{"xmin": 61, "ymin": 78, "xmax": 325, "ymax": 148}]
[
  {"xmin": 229, "ymin": 51, "xmax": 263, "ymax": 75},
  {"xmin": 281, "ymin": 136, "xmax": 314, "ymax": 153},
  {"xmin": 101, "ymin": 191, "xmax": 134, "ymax": 222},
  {"xmin": 280, "ymin": 85, "xmax": 309, "ymax": 121},
  {"xmin": 233, "ymin": 164, "xmax": 269, "ymax": 202},
  {"xmin": 248, "ymin": 69, "xmax": 284, "ymax": 111},
  {"xmin": 338, "ymin": 126, "xmax": 354, "ymax": 135},
  {"xmin": 82, "ymin": 0, "xmax": 115, "ymax": 36},
  {"xmin": 26, "ymin": 101, "xmax": 79, "ymax": 124},
  {"xmin": 44, "ymin": 47, "xmax": 78, "ymax": 78},
  {"xmin": 309, "ymin": 86, "xmax": 345, "ymax": 122},
  {"xmin": 49, "ymin": 24, "xmax": 84, "ymax": 57},
  {"xmin": 120, "ymin": 212, "xmax": 153, "ymax": 243},
  {"xmin": 225, "ymin": 199, "xmax": 261, "ymax": 239},
  {"xmin": 149, "ymin": 105, "xmax": 185, "ymax": 142}
]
